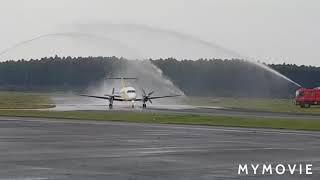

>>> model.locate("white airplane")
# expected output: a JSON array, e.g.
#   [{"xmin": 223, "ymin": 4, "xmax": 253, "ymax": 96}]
[{"xmin": 81, "ymin": 77, "xmax": 181, "ymax": 109}]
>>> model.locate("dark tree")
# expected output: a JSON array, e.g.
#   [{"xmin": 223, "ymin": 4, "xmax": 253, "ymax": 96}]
[{"xmin": 0, "ymin": 56, "xmax": 319, "ymax": 98}]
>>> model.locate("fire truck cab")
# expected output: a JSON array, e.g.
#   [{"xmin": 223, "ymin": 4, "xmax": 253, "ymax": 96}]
[{"xmin": 295, "ymin": 88, "xmax": 320, "ymax": 108}]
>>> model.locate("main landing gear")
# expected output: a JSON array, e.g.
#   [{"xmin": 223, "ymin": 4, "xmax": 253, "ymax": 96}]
[
  {"xmin": 142, "ymin": 103, "xmax": 147, "ymax": 109},
  {"xmin": 109, "ymin": 103, "xmax": 113, "ymax": 110},
  {"xmin": 108, "ymin": 90, "xmax": 115, "ymax": 110}
]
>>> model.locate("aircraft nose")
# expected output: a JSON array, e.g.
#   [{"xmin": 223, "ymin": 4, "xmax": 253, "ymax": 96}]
[{"xmin": 129, "ymin": 93, "xmax": 137, "ymax": 99}]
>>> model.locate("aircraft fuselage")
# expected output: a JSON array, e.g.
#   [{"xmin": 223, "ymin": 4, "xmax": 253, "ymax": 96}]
[{"xmin": 119, "ymin": 87, "xmax": 137, "ymax": 101}]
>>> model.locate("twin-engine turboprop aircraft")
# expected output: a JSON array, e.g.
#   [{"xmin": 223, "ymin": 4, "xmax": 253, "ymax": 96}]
[{"xmin": 81, "ymin": 77, "xmax": 181, "ymax": 109}]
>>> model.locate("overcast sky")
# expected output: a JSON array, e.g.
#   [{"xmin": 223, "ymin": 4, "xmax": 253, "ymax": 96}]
[{"xmin": 0, "ymin": 0, "xmax": 319, "ymax": 65}]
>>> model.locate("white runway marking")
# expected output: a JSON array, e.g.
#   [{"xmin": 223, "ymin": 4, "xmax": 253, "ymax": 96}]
[
  {"xmin": 0, "ymin": 178, "xmax": 49, "ymax": 180},
  {"xmin": 28, "ymin": 167, "xmax": 52, "ymax": 170}
]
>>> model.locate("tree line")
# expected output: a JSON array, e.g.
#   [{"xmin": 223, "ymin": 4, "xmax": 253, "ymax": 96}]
[{"xmin": 0, "ymin": 56, "xmax": 319, "ymax": 98}]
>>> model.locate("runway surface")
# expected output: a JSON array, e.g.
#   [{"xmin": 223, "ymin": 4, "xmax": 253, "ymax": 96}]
[
  {"xmin": 51, "ymin": 96, "xmax": 320, "ymax": 120},
  {"xmin": 0, "ymin": 117, "xmax": 320, "ymax": 180},
  {"xmin": 146, "ymin": 106, "xmax": 320, "ymax": 120},
  {"xmin": 52, "ymin": 103, "xmax": 320, "ymax": 120}
]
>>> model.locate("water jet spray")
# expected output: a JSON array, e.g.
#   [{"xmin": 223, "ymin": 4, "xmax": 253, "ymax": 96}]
[{"xmin": 74, "ymin": 23, "xmax": 302, "ymax": 88}]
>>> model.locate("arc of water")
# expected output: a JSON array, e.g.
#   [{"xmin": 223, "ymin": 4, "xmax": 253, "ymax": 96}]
[
  {"xmin": 0, "ymin": 26, "xmax": 302, "ymax": 88},
  {"xmin": 0, "ymin": 32, "xmax": 142, "ymax": 60},
  {"xmin": 77, "ymin": 23, "xmax": 302, "ymax": 87}
]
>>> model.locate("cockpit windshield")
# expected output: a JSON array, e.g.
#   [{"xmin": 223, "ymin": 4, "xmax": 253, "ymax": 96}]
[
  {"xmin": 127, "ymin": 90, "xmax": 136, "ymax": 93},
  {"xmin": 296, "ymin": 90, "xmax": 303, "ymax": 97}
]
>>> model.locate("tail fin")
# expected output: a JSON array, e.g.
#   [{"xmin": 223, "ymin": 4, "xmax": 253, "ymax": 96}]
[{"xmin": 106, "ymin": 77, "xmax": 137, "ymax": 89}]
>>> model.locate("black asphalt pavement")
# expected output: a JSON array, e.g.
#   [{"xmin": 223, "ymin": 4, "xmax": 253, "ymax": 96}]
[
  {"xmin": 0, "ymin": 117, "xmax": 320, "ymax": 179},
  {"xmin": 146, "ymin": 106, "xmax": 320, "ymax": 120}
]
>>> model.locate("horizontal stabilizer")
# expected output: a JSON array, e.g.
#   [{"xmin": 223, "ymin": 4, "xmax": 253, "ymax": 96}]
[{"xmin": 106, "ymin": 77, "xmax": 137, "ymax": 80}]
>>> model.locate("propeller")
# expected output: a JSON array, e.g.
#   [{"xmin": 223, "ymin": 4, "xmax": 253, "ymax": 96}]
[
  {"xmin": 109, "ymin": 88, "xmax": 115, "ymax": 104},
  {"xmin": 142, "ymin": 88, "xmax": 154, "ymax": 104}
]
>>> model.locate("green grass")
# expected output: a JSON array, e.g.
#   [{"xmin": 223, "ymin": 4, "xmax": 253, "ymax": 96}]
[
  {"xmin": 0, "ymin": 91, "xmax": 55, "ymax": 109},
  {"xmin": 0, "ymin": 91, "xmax": 319, "ymax": 131},
  {"xmin": 0, "ymin": 110, "xmax": 320, "ymax": 131},
  {"xmin": 185, "ymin": 97, "xmax": 320, "ymax": 114}
]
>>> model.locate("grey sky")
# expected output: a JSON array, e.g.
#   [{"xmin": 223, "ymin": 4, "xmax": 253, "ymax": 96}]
[{"xmin": 0, "ymin": 0, "xmax": 319, "ymax": 65}]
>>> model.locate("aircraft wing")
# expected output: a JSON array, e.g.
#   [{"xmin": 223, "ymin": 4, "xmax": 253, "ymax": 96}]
[
  {"xmin": 80, "ymin": 95, "xmax": 110, "ymax": 100},
  {"xmin": 104, "ymin": 94, "xmax": 121, "ymax": 98},
  {"xmin": 149, "ymin": 94, "xmax": 181, "ymax": 100},
  {"xmin": 80, "ymin": 95, "xmax": 125, "ymax": 101},
  {"xmin": 135, "ymin": 94, "xmax": 181, "ymax": 101},
  {"xmin": 113, "ymin": 97, "xmax": 125, "ymax": 101}
]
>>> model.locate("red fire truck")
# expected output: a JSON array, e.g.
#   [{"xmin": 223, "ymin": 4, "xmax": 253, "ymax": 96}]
[{"xmin": 295, "ymin": 88, "xmax": 320, "ymax": 108}]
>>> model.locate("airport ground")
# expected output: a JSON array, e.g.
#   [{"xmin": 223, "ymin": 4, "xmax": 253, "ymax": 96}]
[
  {"xmin": 0, "ymin": 91, "xmax": 320, "ymax": 131},
  {"xmin": 1, "ymin": 91, "xmax": 320, "ymax": 179},
  {"xmin": 185, "ymin": 96, "xmax": 320, "ymax": 115},
  {"xmin": 0, "ymin": 117, "xmax": 319, "ymax": 180}
]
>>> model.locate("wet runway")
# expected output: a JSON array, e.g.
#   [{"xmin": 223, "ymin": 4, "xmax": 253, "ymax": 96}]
[
  {"xmin": 0, "ymin": 117, "xmax": 320, "ymax": 180},
  {"xmin": 147, "ymin": 106, "xmax": 320, "ymax": 120},
  {"xmin": 52, "ymin": 102, "xmax": 320, "ymax": 120},
  {"xmin": 51, "ymin": 96, "xmax": 320, "ymax": 120}
]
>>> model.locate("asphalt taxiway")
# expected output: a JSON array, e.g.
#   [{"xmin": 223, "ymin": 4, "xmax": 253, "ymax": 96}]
[{"xmin": 0, "ymin": 117, "xmax": 319, "ymax": 180}]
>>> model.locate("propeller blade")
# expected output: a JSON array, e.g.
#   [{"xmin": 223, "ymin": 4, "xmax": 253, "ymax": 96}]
[
  {"xmin": 149, "ymin": 99, "xmax": 153, "ymax": 104},
  {"xmin": 148, "ymin": 91, "xmax": 154, "ymax": 96},
  {"xmin": 142, "ymin": 88, "xmax": 146, "ymax": 96},
  {"xmin": 112, "ymin": 88, "xmax": 115, "ymax": 95}
]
